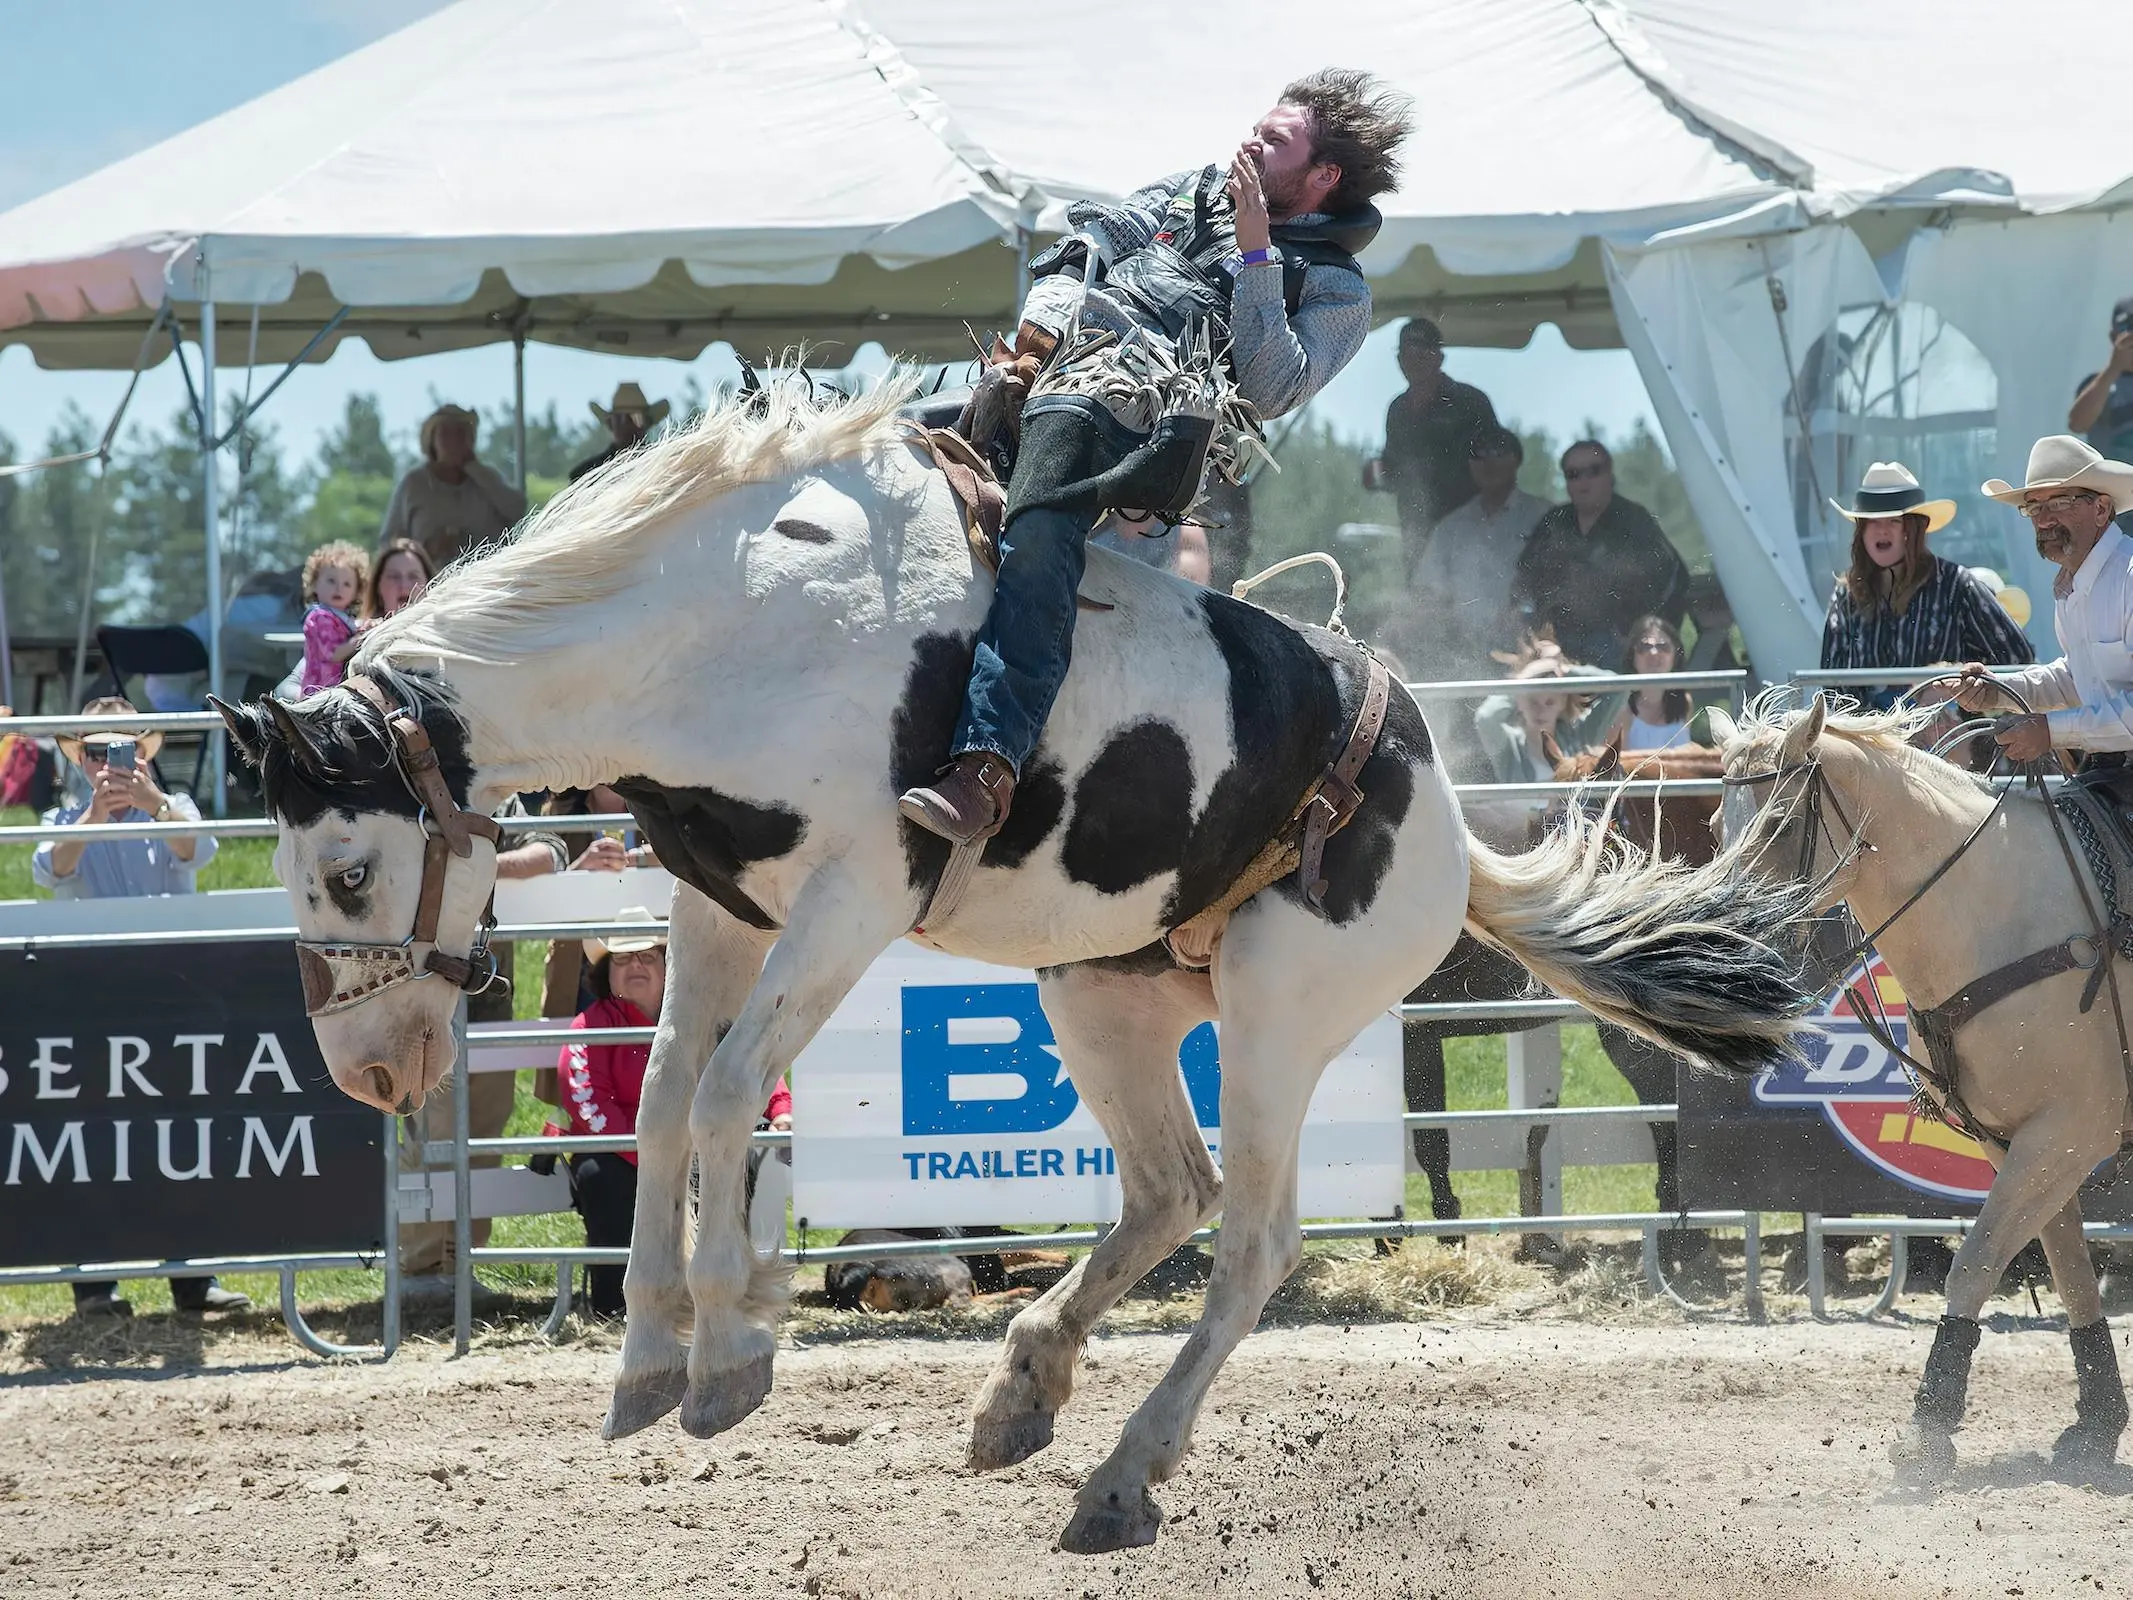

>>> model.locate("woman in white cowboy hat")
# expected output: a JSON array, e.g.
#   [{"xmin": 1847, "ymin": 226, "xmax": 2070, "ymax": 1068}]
[
  {"xmin": 377, "ymin": 402, "xmax": 527, "ymax": 569},
  {"xmin": 549, "ymin": 907, "xmax": 790, "ymax": 1317},
  {"xmin": 1820, "ymin": 460, "xmax": 2033, "ymax": 711},
  {"xmin": 1956, "ymin": 436, "xmax": 2133, "ymax": 763},
  {"xmin": 569, "ymin": 382, "xmax": 671, "ymax": 484}
]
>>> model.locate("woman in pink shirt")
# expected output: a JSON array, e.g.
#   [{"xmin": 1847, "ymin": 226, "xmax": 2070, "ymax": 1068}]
[{"xmin": 557, "ymin": 908, "xmax": 790, "ymax": 1317}]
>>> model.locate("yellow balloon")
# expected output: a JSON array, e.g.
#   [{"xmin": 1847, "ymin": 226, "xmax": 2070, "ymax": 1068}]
[{"xmin": 1995, "ymin": 585, "xmax": 2033, "ymax": 627}]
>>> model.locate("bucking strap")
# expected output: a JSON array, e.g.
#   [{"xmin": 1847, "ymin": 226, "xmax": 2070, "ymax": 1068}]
[{"xmin": 1166, "ymin": 656, "xmax": 1394, "ymax": 967}]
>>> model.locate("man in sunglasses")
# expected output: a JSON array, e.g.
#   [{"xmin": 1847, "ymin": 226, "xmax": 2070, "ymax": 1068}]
[
  {"xmin": 1510, "ymin": 438, "xmax": 1688, "ymax": 666},
  {"xmin": 1957, "ymin": 437, "xmax": 2133, "ymax": 763}
]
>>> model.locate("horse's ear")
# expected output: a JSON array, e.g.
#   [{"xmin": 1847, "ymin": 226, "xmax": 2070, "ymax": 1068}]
[
  {"xmin": 1593, "ymin": 742, "xmax": 1621, "ymax": 780},
  {"xmin": 1780, "ymin": 693, "xmax": 1828, "ymax": 765},
  {"xmin": 208, "ymin": 695, "xmax": 268, "ymax": 770},
  {"xmin": 1706, "ymin": 706, "xmax": 1739, "ymax": 746},
  {"xmin": 263, "ymin": 696, "xmax": 329, "ymax": 775}
]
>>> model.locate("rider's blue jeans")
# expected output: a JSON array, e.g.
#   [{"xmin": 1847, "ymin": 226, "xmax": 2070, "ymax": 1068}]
[{"xmin": 952, "ymin": 501, "xmax": 1086, "ymax": 773}]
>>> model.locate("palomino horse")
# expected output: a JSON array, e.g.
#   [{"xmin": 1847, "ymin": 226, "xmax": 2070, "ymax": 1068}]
[
  {"xmin": 1550, "ymin": 739, "xmax": 1727, "ymax": 1230},
  {"xmin": 214, "ymin": 377, "xmax": 1814, "ymax": 1552},
  {"xmin": 1715, "ymin": 692, "xmax": 2132, "ymax": 1481}
]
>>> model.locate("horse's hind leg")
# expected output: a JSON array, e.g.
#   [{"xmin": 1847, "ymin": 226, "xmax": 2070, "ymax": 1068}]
[
  {"xmin": 2038, "ymin": 1197, "xmax": 2129, "ymax": 1476},
  {"xmin": 969, "ymin": 960, "xmax": 1221, "ymax": 1471},
  {"xmin": 680, "ymin": 863, "xmax": 905, "ymax": 1439},
  {"xmin": 605, "ymin": 889, "xmax": 773, "ymax": 1440},
  {"xmin": 1894, "ymin": 1110, "xmax": 2116, "ymax": 1481}
]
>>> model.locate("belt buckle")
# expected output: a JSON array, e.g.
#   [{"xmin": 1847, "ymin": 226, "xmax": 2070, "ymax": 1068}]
[{"xmin": 2069, "ymin": 934, "xmax": 2104, "ymax": 970}]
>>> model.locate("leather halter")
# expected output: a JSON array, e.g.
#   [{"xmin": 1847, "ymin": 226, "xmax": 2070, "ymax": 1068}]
[{"xmin": 291, "ymin": 675, "xmax": 502, "ymax": 1019}]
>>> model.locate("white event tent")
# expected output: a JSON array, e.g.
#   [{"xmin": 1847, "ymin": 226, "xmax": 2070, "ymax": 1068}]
[{"xmin": 3, "ymin": 0, "xmax": 2132, "ymax": 716}]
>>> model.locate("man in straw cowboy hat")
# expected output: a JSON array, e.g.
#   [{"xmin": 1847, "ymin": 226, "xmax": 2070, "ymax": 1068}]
[
  {"xmin": 571, "ymin": 381, "xmax": 671, "ymax": 483},
  {"xmin": 32, "ymin": 697, "xmax": 214, "ymax": 901},
  {"xmin": 378, "ymin": 402, "xmax": 527, "ymax": 568},
  {"xmin": 1958, "ymin": 437, "xmax": 2133, "ymax": 761},
  {"xmin": 1822, "ymin": 460, "xmax": 2033, "ymax": 713}
]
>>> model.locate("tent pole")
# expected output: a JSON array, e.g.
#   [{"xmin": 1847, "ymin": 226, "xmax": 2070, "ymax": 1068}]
[
  {"xmin": 1013, "ymin": 225, "xmax": 1032, "ymax": 320},
  {"xmin": 201, "ymin": 288, "xmax": 225, "ymax": 815},
  {"xmin": 0, "ymin": 534, "xmax": 13, "ymax": 708},
  {"xmin": 512, "ymin": 328, "xmax": 527, "ymax": 493}
]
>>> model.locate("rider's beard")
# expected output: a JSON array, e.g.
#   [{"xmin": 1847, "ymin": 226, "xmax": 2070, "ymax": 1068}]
[{"xmin": 2035, "ymin": 523, "xmax": 2073, "ymax": 562}]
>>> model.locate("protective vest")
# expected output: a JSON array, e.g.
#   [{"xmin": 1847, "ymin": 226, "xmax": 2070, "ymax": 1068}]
[{"xmin": 1032, "ymin": 165, "xmax": 1379, "ymax": 344}]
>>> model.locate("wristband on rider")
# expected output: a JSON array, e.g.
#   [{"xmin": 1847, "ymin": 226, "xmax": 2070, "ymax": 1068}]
[{"xmin": 1236, "ymin": 247, "xmax": 1278, "ymax": 268}]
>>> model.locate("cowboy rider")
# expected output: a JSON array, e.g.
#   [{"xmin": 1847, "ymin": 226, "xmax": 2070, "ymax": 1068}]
[
  {"xmin": 1957, "ymin": 436, "xmax": 2133, "ymax": 762},
  {"xmin": 897, "ymin": 69, "xmax": 1414, "ymax": 846}
]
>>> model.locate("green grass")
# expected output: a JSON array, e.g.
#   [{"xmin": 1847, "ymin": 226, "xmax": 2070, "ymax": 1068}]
[{"xmin": 1418, "ymin": 1026, "xmax": 1662, "ymax": 1224}]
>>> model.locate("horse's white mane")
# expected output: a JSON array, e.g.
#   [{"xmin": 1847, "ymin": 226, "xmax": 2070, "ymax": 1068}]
[
  {"xmin": 1729, "ymin": 685, "xmax": 2002, "ymax": 806},
  {"xmin": 1733, "ymin": 685, "xmax": 1943, "ymax": 755},
  {"xmin": 359, "ymin": 368, "xmax": 924, "ymax": 668}
]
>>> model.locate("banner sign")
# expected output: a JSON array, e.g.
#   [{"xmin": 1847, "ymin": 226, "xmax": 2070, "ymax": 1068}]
[
  {"xmin": 792, "ymin": 949, "xmax": 1402, "ymax": 1229},
  {"xmin": 1682, "ymin": 953, "xmax": 2133, "ymax": 1219},
  {"xmin": 0, "ymin": 941, "xmax": 384, "ymax": 1269}
]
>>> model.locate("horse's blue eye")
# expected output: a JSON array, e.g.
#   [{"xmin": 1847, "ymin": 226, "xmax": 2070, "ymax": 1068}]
[{"xmin": 338, "ymin": 865, "xmax": 367, "ymax": 892}]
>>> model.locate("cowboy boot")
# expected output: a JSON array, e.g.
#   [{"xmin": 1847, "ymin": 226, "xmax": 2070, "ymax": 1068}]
[{"xmin": 899, "ymin": 753, "xmax": 1016, "ymax": 847}]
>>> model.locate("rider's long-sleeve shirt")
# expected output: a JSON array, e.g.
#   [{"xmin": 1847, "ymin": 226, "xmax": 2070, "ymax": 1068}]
[
  {"xmin": 1996, "ymin": 525, "xmax": 2133, "ymax": 750},
  {"xmin": 1017, "ymin": 173, "xmax": 1371, "ymax": 421}
]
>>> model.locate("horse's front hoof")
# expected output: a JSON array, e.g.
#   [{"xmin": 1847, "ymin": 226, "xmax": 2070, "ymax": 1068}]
[
  {"xmin": 2052, "ymin": 1422, "xmax": 2122, "ymax": 1481},
  {"xmin": 1889, "ymin": 1420, "xmax": 1957, "ymax": 1485},
  {"xmin": 970, "ymin": 1408, "xmax": 1055, "ymax": 1470},
  {"xmin": 679, "ymin": 1351, "xmax": 774, "ymax": 1439},
  {"xmin": 1059, "ymin": 1487, "xmax": 1163, "ymax": 1554},
  {"xmin": 603, "ymin": 1364, "xmax": 688, "ymax": 1441}
]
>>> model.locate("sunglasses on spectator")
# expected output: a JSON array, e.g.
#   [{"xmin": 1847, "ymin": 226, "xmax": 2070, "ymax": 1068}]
[
  {"xmin": 2018, "ymin": 492, "xmax": 2100, "ymax": 519},
  {"xmin": 77, "ymin": 744, "xmax": 122, "ymax": 765},
  {"xmin": 1632, "ymin": 639, "xmax": 1674, "ymax": 655},
  {"xmin": 609, "ymin": 948, "xmax": 664, "ymax": 968},
  {"xmin": 1564, "ymin": 463, "xmax": 1610, "ymax": 481}
]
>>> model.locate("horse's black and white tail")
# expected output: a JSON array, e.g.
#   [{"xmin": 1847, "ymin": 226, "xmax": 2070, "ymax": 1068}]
[{"xmin": 1463, "ymin": 807, "xmax": 1819, "ymax": 1076}]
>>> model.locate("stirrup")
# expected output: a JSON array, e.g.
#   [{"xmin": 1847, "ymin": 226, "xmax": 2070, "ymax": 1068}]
[{"xmin": 914, "ymin": 839, "xmax": 986, "ymax": 935}]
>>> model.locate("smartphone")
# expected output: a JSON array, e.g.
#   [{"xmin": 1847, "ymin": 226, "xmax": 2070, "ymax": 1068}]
[{"xmin": 106, "ymin": 737, "xmax": 137, "ymax": 772}]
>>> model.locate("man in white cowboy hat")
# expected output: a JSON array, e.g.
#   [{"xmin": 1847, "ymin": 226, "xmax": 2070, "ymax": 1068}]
[
  {"xmin": 1821, "ymin": 460, "xmax": 2033, "ymax": 712},
  {"xmin": 378, "ymin": 402, "xmax": 527, "ymax": 569},
  {"xmin": 570, "ymin": 382, "xmax": 671, "ymax": 483},
  {"xmin": 1957, "ymin": 436, "xmax": 2133, "ymax": 761}
]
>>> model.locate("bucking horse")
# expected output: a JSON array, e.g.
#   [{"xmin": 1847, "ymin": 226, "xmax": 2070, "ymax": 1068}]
[{"xmin": 216, "ymin": 375, "xmax": 1814, "ymax": 1551}]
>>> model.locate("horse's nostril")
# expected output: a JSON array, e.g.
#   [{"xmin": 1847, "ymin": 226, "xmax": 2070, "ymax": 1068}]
[{"xmin": 365, "ymin": 1064, "xmax": 394, "ymax": 1105}]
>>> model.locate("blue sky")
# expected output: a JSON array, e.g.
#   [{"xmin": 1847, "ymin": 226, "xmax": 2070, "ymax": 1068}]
[{"xmin": 0, "ymin": 0, "xmax": 1661, "ymax": 464}]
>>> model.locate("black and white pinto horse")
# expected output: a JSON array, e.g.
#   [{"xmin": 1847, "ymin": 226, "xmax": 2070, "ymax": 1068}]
[{"xmin": 217, "ymin": 376, "xmax": 1813, "ymax": 1552}]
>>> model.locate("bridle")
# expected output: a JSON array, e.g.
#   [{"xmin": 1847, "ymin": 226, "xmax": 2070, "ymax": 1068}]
[{"xmin": 291, "ymin": 674, "xmax": 502, "ymax": 1019}]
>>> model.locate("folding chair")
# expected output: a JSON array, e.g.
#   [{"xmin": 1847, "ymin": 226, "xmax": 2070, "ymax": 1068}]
[{"xmin": 95, "ymin": 625, "xmax": 211, "ymax": 795}]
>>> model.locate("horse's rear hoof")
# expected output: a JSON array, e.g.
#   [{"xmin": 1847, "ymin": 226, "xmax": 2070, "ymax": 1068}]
[
  {"xmin": 1059, "ymin": 1488, "xmax": 1163, "ymax": 1554},
  {"xmin": 970, "ymin": 1409, "xmax": 1055, "ymax": 1470},
  {"xmin": 2052, "ymin": 1422, "xmax": 2121, "ymax": 1482},
  {"xmin": 603, "ymin": 1365, "xmax": 687, "ymax": 1441},
  {"xmin": 679, "ymin": 1352, "xmax": 774, "ymax": 1439},
  {"xmin": 1889, "ymin": 1421, "xmax": 1957, "ymax": 1485}
]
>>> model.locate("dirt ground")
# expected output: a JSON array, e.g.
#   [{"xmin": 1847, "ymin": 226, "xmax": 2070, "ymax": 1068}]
[{"xmin": 6, "ymin": 1291, "xmax": 2133, "ymax": 1600}]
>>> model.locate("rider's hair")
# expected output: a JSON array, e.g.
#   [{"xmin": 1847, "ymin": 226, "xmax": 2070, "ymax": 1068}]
[{"xmin": 1280, "ymin": 69, "xmax": 1413, "ymax": 214}]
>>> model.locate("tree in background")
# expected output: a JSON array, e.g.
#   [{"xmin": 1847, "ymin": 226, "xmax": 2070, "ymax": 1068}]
[{"xmin": 298, "ymin": 393, "xmax": 403, "ymax": 551}]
